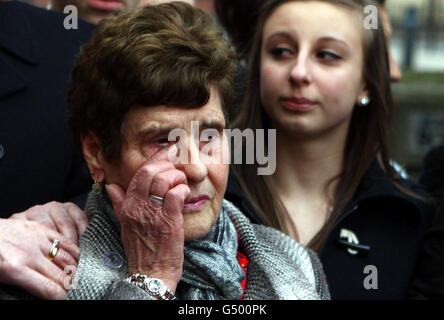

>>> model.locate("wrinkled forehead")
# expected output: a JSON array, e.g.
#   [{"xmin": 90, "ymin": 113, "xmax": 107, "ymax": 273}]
[{"xmin": 121, "ymin": 88, "xmax": 226, "ymax": 138}]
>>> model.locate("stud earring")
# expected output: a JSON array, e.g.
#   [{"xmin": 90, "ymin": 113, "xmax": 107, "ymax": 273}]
[{"xmin": 360, "ymin": 96, "xmax": 370, "ymax": 107}]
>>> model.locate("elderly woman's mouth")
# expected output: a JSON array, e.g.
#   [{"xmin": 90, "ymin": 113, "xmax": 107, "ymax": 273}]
[{"xmin": 183, "ymin": 195, "xmax": 210, "ymax": 210}]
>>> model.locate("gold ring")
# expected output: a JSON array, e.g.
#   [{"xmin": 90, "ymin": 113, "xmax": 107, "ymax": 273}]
[{"xmin": 47, "ymin": 239, "xmax": 60, "ymax": 261}]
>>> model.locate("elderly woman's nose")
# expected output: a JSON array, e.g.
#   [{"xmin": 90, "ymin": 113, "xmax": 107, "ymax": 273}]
[{"xmin": 175, "ymin": 139, "xmax": 208, "ymax": 183}]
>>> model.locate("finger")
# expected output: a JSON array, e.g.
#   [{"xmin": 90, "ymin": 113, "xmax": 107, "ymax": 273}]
[
  {"xmin": 167, "ymin": 143, "xmax": 179, "ymax": 164},
  {"xmin": 5, "ymin": 268, "xmax": 68, "ymax": 300},
  {"xmin": 154, "ymin": 184, "xmax": 189, "ymax": 270},
  {"xmin": 10, "ymin": 206, "xmax": 58, "ymax": 232},
  {"xmin": 35, "ymin": 253, "xmax": 75, "ymax": 294},
  {"xmin": 48, "ymin": 205, "xmax": 79, "ymax": 245},
  {"xmin": 63, "ymin": 202, "xmax": 89, "ymax": 236},
  {"xmin": 147, "ymin": 169, "xmax": 187, "ymax": 213},
  {"xmin": 51, "ymin": 247, "xmax": 78, "ymax": 272},
  {"xmin": 8, "ymin": 212, "xmax": 26, "ymax": 221},
  {"xmin": 149, "ymin": 169, "xmax": 188, "ymax": 202},
  {"xmin": 105, "ymin": 183, "xmax": 126, "ymax": 217},
  {"xmin": 129, "ymin": 161, "xmax": 175, "ymax": 198},
  {"xmin": 163, "ymin": 184, "xmax": 191, "ymax": 219},
  {"xmin": 154, "ymin": 146, "xmax": 178, "ymax": 163},
  {"xmin": 42, "ymin": 228, "xmax": 80, "ymax": 262}
]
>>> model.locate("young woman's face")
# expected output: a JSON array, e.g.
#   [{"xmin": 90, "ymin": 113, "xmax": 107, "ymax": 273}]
[{"xmin": 260, "ymin": 1, "xmax": 368, "ymax": 138}]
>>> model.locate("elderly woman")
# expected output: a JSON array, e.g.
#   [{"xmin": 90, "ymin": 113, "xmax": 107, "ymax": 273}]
[{"xmin": 1, "ymin": 3, "xmax": 328, "ymax": 300}]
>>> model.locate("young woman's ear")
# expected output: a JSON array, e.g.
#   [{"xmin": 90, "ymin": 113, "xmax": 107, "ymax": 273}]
[
  {"xmin": 357, "ymin": 89, "xmax": 371, "ymax": 107},
  {"xmin": 81, "ymin": 131, "xmax": 105, "ymax": 183}
]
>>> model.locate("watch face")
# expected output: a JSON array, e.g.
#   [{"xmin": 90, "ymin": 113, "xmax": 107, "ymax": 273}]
[{"xmin": 147, "ymin": 279, "xmax": 166, "ymax": 296}]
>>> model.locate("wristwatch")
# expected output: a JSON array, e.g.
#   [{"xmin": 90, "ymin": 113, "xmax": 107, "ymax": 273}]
[{"xmin": 127, "ymin": 274, "xmax": 176, "ymax": 300}]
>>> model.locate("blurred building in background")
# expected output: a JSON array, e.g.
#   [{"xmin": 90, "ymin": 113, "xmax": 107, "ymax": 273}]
[
  {"xmin": 386, "ymin": 0, "xmax": 444, "ymax": 71},
  {"xmin": 386, "ymin": 0, "xmax": 444, "ymax": 179}
]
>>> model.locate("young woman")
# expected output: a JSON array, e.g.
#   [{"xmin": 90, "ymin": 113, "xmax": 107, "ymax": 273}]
[{"xmin": 226, "ymin": 0, "xmax": 436, "ymax": 299}]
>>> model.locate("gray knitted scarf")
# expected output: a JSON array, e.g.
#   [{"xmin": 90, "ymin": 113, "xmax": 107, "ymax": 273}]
[{"xmin": 179, "ymin": 207, "xmax": 245, "ymax": 300}]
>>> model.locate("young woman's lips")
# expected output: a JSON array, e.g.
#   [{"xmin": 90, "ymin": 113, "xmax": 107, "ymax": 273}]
[
  {"xmin": 280, "ymin": 97, "xmax": 318, "ymax": 112},
  {"xmin": 183, "ymin": 195, "xmax": 210, "ymax": 211},
  {"xmin": 87, "ymin": 0, "xmax": 123, "ymax": 11}
]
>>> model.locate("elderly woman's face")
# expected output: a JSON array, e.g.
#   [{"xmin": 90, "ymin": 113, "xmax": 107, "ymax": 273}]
[{"xmin": 101, "ymin": 89, "xmax": 229, "ymax": 240}]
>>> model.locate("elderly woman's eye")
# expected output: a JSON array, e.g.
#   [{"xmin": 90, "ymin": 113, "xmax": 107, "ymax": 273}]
[
  {"xmin": 202, "ymin": 130, "xmax": 217, "ymax": 141},
  {"xmin": 154, "ymin": 137, "xmax": 170, "ymax": 145},
  {"xmin": 200, "ymin": 129, "xmax": 220, "ymax": 148}
]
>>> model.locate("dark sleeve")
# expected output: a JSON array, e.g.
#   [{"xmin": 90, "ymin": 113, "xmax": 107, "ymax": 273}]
[
  {"xmin": 419, "ymin": 145, "xmax": 444, "ymax": 202},
  {"xmin": 408, "ymin": 195, "xmax": 444, "ymax": 299},
  {"xmin": 63, "ymin": 150, "xmax": 92, "ymax": 204},
  {"xmin": 69, "ymin": 191, "xmax": 90, "ymax": 210}
]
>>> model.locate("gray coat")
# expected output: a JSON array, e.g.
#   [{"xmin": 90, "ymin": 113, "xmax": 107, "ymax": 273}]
[{"xmin": 65, "ymin": 191, "xmax": 330, "ymax": 300}]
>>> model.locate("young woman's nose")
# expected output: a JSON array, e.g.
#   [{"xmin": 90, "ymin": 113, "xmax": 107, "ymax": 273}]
[{"xmin": 288, "ymin": 54, "xmax": 313, "ymax": 86}]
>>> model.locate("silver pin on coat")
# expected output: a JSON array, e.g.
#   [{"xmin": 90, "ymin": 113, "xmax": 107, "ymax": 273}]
[{"xmin": 339, "ymin": 229, "xmax": 360, "ymax": 255}]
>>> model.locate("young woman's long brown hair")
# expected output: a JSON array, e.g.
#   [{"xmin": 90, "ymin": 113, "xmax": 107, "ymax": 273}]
[{"xmin": 232, "ymin": 0, "xmax": 396, "ymax": 251}]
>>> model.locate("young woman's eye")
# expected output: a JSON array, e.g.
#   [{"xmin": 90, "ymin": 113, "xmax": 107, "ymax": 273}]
[
  {"xmin": 317, "ymin": 51, "xmax": 342, "ymax": 61},
  {"xmin": 269, "ymin": 47, "xmax": 293, "ymax": 58}
]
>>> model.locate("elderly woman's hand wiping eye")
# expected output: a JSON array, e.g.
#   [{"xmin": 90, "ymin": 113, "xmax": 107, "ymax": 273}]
[{"xmin": 106, "ymin": 151, "xmax": 191, "ymax": 293}]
